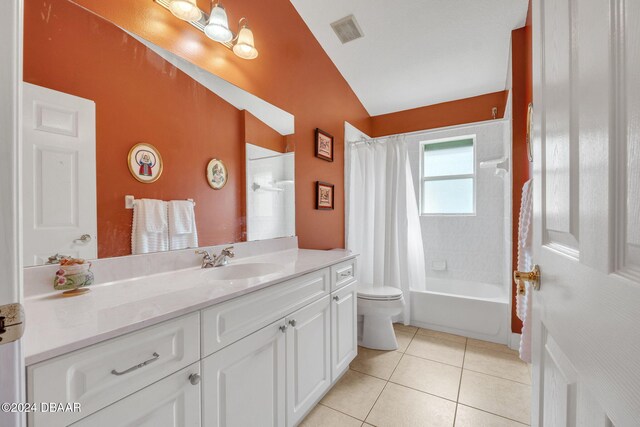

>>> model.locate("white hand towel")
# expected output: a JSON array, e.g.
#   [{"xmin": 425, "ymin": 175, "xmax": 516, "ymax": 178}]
[
  {"xmin": 131, "ymin": 199, "xmax": 169, "ymax": 255},
  {"xmin": 168, "ymin": 200, "xmax": 198, "ymax": 250},
  {"xmin": 516, "ymin": 179, "xmax": 533, "ymax": 362}
]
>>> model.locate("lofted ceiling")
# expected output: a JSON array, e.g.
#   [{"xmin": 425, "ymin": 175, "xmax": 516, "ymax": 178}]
[{"xmin": 289, "ymin": 0, "xmax": 528, "ymax": 116}]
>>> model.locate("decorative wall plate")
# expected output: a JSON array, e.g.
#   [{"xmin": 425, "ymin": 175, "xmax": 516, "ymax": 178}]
[
  {"xmin": 207, "ymin": 158, "xmax": 228, "ymax": 190},
  {"xmin": 128, "ymin": 143, "xmax": 163, "ymax": 183}
]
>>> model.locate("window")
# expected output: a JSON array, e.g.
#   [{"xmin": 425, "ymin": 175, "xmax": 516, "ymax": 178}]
[{"xmin": 420, "ymin": 136, "xmax": 475, "ymax": 215}]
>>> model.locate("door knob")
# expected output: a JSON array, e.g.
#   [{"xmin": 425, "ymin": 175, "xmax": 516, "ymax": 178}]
[
  {"xmin": 514, "ymin": 264, "xmax": 541, "ymax": 291},
  {"xmin": 189, "ymin": 373, "xmax": 201, "ymax": 385},
  {"xmin": 333, "ymin": 295, "xmax": 340, "ymax": 302},
  {"xmin": 73, "ymin": 234, "xmax": 92, "ymax": 244}
]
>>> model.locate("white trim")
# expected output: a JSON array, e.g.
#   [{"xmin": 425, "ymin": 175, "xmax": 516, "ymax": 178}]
[
  {"xmin": 509, "ymin": 332, "xmax": 522, "ymax": 351},
  {"xmin": 0, "ymin": 1, "xmax": 25, "ymax": 425}
]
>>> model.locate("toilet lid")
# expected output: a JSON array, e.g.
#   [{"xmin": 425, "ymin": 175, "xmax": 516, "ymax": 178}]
[{"xmin": 357, "ymin": 286, "xmax": 403, "ymax": 300}]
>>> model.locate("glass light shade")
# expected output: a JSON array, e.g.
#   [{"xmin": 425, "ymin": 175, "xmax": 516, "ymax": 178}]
[
  {"xmin": 169, "ymin": 0, "xmax": 202, "ymax": 21},
  {"xmin": 233, "ymin": 25, "xmax": 258, "ymax": 59},
  {"xmin": 204, "ymin": 4, "xmax": 233, "ymax": 43}
]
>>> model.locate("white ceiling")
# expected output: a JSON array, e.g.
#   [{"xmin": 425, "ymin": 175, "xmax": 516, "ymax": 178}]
[{"xmin": 290, "ymin": 0, "xmax": 528, "ymax": 116}]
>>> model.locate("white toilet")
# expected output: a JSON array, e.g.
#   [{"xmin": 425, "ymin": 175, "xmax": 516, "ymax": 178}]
[{"xmin": 357, "ymin": 286, "xmax": 405, "ymax": 350}]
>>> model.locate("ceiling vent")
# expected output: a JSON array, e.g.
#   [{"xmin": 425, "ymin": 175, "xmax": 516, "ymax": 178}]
[{"xmin": 330, "ymin": 15, "xmax": 364, "ymax": 44}]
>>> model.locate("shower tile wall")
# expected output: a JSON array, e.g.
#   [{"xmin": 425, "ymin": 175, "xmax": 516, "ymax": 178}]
[{"xmin": 407, "ymin": 122, "xmax": 508, "ymax": 286}]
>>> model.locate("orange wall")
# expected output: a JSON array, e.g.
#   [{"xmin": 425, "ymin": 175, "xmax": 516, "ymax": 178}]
[
  {"xmin": 511, "ymin": 2, "xmax": 533, "ymax": 333},
  {"xmin": 243, "ymin": 111, "xmax": 287, "ymax": 153},
  {"xmin": 370, "ymin": 91, "xmax": 509, "ymax": 137},
  {"xmin": 69, "ymin": 0, "xmax": 372, "ymax": 250},
  {"xmin": 24, "ymin": 0, "xmax": 246, "ymax": 258}
]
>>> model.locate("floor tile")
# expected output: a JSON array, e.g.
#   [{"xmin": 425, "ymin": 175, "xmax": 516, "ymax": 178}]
[
  {"xmin": 350, "ymin": 347, "xmax": 403, "ymax": 380},
  {"xmin": 417, "ymin": 328, "xmax": 467, "ymax": 344},
  {"xmin": 390, "ymin": 354, "xmax": 461, "ymax": 401},
  {"xmin": 320, "ymin": 370, "xmax": 386, "ymax": 420},
  {"xmin": 467, "ymin": 338, "xmax": 517, "ymax": 355},
  {"xmin": 458, "ymin": 370, "xmax": 531, "ymax": 424},
  {"xmin": 464, "ymin": 345, "xmax": 531, "ymax": 384},
  {"xmin": 405, "ymin": 334, "xmax": 466, "ymax": 367},
  {"xmin": 366, "ymin": 383, "xmax": 456, "ymax": 427},
  {"xmin": 393, "ymin": 323, "xmax": 418, "ymax": 334},
  {"xmin": 395, "ymin": 331, "xmax": 415, "ymax": 352},
  {"xmin": 455, "ymin": 404, "xmax": 528, "ymax": 426},
  {"xmin": 300, "ymin": 404, "xmax": 363, "ymax": 427}
]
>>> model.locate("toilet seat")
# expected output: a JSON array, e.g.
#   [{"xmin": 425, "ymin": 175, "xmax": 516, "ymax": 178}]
[{"xmin": 357, "ymin": 286, "xmax": 403, "ymax": 301}]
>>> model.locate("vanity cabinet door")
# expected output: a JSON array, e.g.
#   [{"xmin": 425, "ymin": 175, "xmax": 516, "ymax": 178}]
[
  {"xmin": 331, "ymin": 281, "xmax": 358, "ymax": 382},
  {"xmin": 71, "ymin": 363, "xmax": 201, "ymax": 427},
  {"xmin": 285, "ymin": 295, "xmax": 331, "ymax": 426},
  {"xmin": 202, "ymin": 320, "xmax": 286, "ymax": 427}
]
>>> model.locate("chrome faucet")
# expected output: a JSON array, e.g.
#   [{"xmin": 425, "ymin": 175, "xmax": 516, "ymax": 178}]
[{"xmin": 195, "ymin": 246, "xmax": 235, "ymax": 268}]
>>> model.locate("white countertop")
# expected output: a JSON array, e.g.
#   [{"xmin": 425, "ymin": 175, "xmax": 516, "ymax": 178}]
[{"xmin": 23, "ymin": 248, "xmax": 356, "ymax": 365}]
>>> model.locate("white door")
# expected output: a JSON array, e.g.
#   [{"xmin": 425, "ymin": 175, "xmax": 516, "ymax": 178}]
[
  {"xmin": 285, "ymin": 295, "xmax": 331, "ymax": 426},
  {"xmin": 331, "ymin": 282, "xmax": 357, "ymax": 382},
  {"xmin": 202, "ymin": 320, "xmax": 286, "ymax": 427},
  {"xmin": 22, "ymin": 82, "xmax": 97, "ymax": 266},
  {"xmin": 0, "ymin": 2, "xmax": 25, "ymax": 427},
  {"xmin": 71, "ymin": 363, "xmax": 201, "ymax": 427},
  {"xmin": 531, "ymin": 0, "xmax": 640, "ymax": 425}
]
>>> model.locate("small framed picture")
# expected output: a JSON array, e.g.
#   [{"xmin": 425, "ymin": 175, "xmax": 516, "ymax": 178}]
[
  {"xmin": 128, "ymin": 142, "xmax": 163, "ymax": 183},
  {"xmin": 315, "ymin": 128, "xmax": 334, "ymax": 162},
  {"xmin": 206, "ymin": 158, "xmax": 228, "ymax": 190},
  {"xmin": 316, "ymin": 181, "xmax": 334, "ymax": 210}
]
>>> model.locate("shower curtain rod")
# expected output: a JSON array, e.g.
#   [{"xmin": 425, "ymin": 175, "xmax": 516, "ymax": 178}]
[{"xmin": 348, "ymin": 118, "xmax": 509, "ymax": 146}]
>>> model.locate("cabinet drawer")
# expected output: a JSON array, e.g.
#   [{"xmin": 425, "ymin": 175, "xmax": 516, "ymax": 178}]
[
  {"xmin": 28, "ymin": 312, "xmax": 200, "ymax": 427},
  {"xmin": 202, "ymin": 268, "xmax": 329, "ymax": 357},
  {"xmin": 331, "ymin": 259, "xmax": 356, "ymax": 291},
  {"xmin": 72, "ymin": 363, "xmax": 201, "ymax": 427}
]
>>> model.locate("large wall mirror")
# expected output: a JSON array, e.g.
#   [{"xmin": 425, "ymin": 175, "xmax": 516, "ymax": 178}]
[{"xmin": 22, "ymin": 0, "xmax": 295, "ymax": 267}]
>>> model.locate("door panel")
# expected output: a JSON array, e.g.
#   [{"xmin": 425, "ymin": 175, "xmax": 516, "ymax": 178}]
[
  {"xmin": 202, "ymin": 321, "xmax": 286, "ymax": 427},
  {"xmin": 331, "ymin": 282, "xmax": 357, "ymax": 381},
  {"xmin": 22, "ymin": 83, "xmax": 97, "ymax": 265},
  {"xmin": 71, "ymin": 363, "xmax": 201, "ymax": 427},
  {"xmin": 532, "ymin": 0, "xmax": 640, "ymax": 425},
  {"xmin": 285, "ymin": 295, "xmax": 331, "ymax": 426}
]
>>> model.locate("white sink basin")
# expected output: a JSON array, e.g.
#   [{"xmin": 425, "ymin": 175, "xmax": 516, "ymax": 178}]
[{"xmin": 203, "ymin": 262, "xmax": 284, "ymax": 280}]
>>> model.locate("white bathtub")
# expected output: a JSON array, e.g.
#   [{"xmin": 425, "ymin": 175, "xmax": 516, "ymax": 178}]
[{"xmin": 410, "ymin": 278, "xmax": 510, "ymax": 344}]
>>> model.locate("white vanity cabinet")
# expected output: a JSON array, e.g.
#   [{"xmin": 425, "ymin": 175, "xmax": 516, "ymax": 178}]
[
  {"xmin": 26, "ymin": 256, "xmax": 358, "ymax": 427},
  {"xmin": 72, "ymin": 363, "xmax": 202, "ymax": 427},
  {"xmin": 202, "ymin": 319, "xmax": 287, "ymax": 427},
  {"xmin": 285, "ymin": 295, "xmax": 332, "ymax": 426},
  {"xmin": 330, "ymin": 281, "xmax": 357, "ymax": 381}
]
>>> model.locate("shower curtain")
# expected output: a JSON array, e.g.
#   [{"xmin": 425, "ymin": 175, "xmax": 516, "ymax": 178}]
[{"xmin": 346, "ymin": 135, "xmax": 426, "ymax": 324}]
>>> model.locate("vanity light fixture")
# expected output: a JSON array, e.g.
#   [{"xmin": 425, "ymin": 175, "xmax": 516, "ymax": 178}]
[
  {"xmin": 169, "ymin": 0, "xmax": 202, "ymax": 22},
  {"xmin": 156, "ymin": 0, "xmax": 259, "ymax": 60},
  {"xmin": 232, "ymin": 19, "xmax": 258, "ymax": 59},
  {"xmin": 204, "ymin": 2, "xmax": 233, "ymax": 43}
]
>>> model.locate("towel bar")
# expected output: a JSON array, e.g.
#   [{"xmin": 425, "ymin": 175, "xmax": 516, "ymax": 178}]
[{"xmin": 125, "ymin": 195, "xmax": 195, "ymax": 209}]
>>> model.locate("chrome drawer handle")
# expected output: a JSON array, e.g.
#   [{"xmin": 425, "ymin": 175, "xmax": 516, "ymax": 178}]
[
  {"xmin": 110, "ymin": 352, "xmax": 160, "ymax": 376},
  {"xmin": 288, "ymin": 319, "xmax": 297, "ymax": 327},
  {"xmin": 339, "ymin": 271, "xmax": 352, "ymax": 278},
  {"xmin": 279, "ymin": 325, "xmax": 288, "ymax": 333},
  {"xmin": 333, "ymin": 295, "xmax": 340, "ymax": 302}
]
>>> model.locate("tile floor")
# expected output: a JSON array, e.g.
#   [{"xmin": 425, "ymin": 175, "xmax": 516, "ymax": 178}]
[{"xmin": 301, "ymin": 324, "xmax": 531, "ymax": 427}]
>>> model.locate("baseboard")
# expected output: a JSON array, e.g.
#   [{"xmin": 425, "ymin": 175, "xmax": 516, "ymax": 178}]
[{"xmin": 509, "ymin": 333, "xmax": 522, "ymax": 350}]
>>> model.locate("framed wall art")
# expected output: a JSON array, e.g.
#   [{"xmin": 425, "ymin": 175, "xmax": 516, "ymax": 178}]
[
  {"xmin": 316, "ymin": 181, "xmax": 334, "ymax": 210},
  {"xmin": 315, "ymin": 128, "xmax": 334, "ymax": 162},
  {"xmin": 128, "ymin": 142, "xmax": 163, "ymax": 183},
  {"xmin": 206, "ymin": 158, "xmax": 228, "ymax": 190}
]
